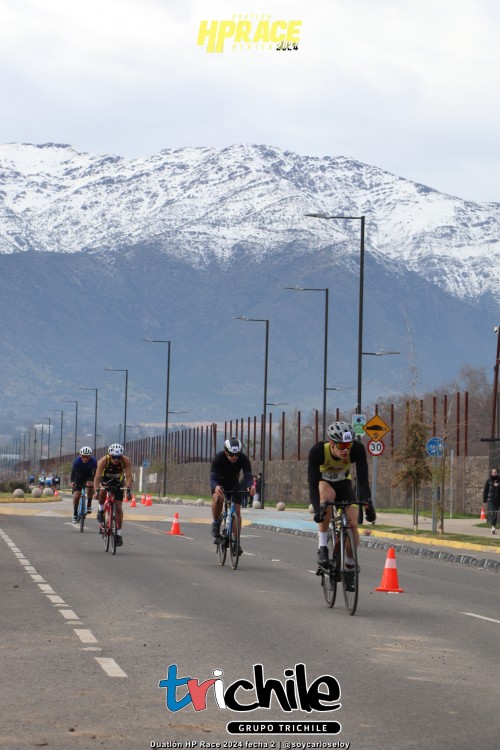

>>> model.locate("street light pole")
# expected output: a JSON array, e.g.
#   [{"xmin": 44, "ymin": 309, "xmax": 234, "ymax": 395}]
[
  {"xmin": 235, "ymin": 317, "xmax": 269, "ymax": 508},
  {"xmin": 305, "ymin": 213, "xmax": 365, "ymax": 414},
  {"xmin": 40, "ymin": 417, "xmax": 51, "ymax": 462},
  {"xmin": 79, "ymin": 388, "xmax": 99, "ymax": 454},
  {"xmin": 104, "ymin": 369, "xmax": 129, "ymax": 447},
  {"xmin": 63, "ymin": 400, "xmax": 78, "ymax": 454},
  {"xmin": 143, "ymin": 339, "xmax": 171, "ymax": 497},
  {"xmin": 49, "ymin": 410, "xmax": 64, "ymax": 473},
  {"xmin": 285, "ymin": 286, "xmax": 329, "ymax": 438}
]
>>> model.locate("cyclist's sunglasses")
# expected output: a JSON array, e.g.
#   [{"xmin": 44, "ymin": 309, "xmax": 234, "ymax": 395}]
[
  {"xmin": 225, "ymin": 450, "xmax": 240, "ymax": 458},
  {"xmin": 335, "ymin": 441, "xmax": 353, "ymax": 451}
]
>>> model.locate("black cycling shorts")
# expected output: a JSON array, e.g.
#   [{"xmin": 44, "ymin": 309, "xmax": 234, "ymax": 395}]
[{"xmin": 320, "ymin": 478, "xmax": 357, "ymax": 505}]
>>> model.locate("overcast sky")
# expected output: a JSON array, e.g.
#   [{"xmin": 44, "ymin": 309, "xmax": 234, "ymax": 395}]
[{"xmin": 1, "ymin": 0, "xmax": 498, "ymax": 202}]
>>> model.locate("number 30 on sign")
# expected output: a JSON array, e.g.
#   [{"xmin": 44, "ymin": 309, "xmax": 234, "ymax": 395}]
[{"xmin": 367, "ymin": 440, "xmax": 385, "ymax": 456}]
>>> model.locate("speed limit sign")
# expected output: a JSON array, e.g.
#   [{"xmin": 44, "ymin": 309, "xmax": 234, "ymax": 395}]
[{"xmin": 367, "ymin": 439, "xmax": 385, "ymax": 456}]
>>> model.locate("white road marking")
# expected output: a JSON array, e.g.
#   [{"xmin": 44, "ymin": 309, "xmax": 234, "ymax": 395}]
[
  {"xmin": 462, "ymin": 612, "xmax": 500, "ymax": 625},
  {"xmin": 38, "ymin": 584, "xmax": 55, "ymax": 593},
  {"xmin": 74, "ymin": 629, "xmax": 98, "ymax": 643},
  {"xmin": 30, "ymin": 574, "xmax": 45, "ymax": 582},
  {"xmin": 59, "ymin": 609, "xmax": 80, "ymax": 620},
  {"xmin": 95, "ymin": 657, "xmax": 127, "ymax": 678},
  {"xmin": 47, "ymin": 595, "xmax": 66, "ymax": 604}
]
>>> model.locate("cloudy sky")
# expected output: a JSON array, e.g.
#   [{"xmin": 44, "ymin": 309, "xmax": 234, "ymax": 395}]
[{"xmin": 1, "ymin": 0, "xmax": 498, "ymax": 202}]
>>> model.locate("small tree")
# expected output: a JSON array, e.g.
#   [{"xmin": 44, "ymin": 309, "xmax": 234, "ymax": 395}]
[{"xmin": 393, "ymin": 400, "xmax": 432, "ymax": 531}]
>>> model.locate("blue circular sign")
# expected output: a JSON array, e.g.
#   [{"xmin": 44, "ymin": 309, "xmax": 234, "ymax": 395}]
[
  {"xmin": 426, "ymin": 437, "xmax": 445, "ymax": 457},
  {"xmin": 142, "ymin": 459, "xmax": 151, "ymax": 468}
]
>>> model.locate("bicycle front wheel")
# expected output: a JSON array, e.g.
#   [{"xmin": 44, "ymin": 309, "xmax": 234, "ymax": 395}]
[
  {"xmin": 341, "ymin": 527, "xmax": 359, "ymax": 615},
  {"xmin": 78, "ymin": 495, "xmax": 86, "ymax": 533},
  {"xmin": 104, "ymin": 506, "xmax": 112, "ymax": 552},
  {"xmin": 229, "ymin": 512, "xmax": 240, "ymax": 570},
  {"xmin": 111, "ymin": 504, "xmax": 118, "ymax": 555},
  {"xmin": 322, "ymin": 529, "xmax": 337, "ymax": 607},
  {"xmin": 217, "ymin": 515, "xmax": 227, "ymax": 566}
]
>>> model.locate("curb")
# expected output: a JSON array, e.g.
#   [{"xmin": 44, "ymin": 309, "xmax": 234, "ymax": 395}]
[{"xmin": 248, "ymin": 522, "xmax": 500, "ymax": 572}]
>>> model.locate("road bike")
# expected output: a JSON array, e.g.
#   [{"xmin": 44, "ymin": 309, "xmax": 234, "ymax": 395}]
[
  {"xmin": 316, "ymin": 499, "xmax": 368, "ymax": 615},
  {"xmin": 76, "ymin": 486, "xmax": 88, "ymax": 533},
  {"xmin": 98, "ymin": 480, "xmax": 123, "ymax": 555},
  {"xmin": 215, "ymin": 491, "xmax": 242, "ymax": 570}
]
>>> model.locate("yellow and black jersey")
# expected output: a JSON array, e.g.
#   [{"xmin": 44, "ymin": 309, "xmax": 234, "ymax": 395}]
[{"xmin": 307, "ymin": 440, "xmax": 371, "ymax": 510}]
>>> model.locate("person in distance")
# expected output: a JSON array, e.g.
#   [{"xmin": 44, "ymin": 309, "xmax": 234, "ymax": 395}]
[
  {"xmin": 70, "ymin": 446, "xmax": 97, "ymax": 523},
  {"xmin": 94, "ymin": 443, "xmax": 133, "ymax": 547}
]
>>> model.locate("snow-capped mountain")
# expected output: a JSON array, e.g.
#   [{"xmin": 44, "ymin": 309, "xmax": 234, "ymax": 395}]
[
  {"xmin": 1, "ymin": 142, "xmax": 499, "ymax": 302},
  {"xmin": 1, "ymin": 141, "xmax": 500, "ymax": 430}
]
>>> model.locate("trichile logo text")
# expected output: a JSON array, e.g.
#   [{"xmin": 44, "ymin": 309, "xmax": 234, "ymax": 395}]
[
  {"xmin": 158, "ymin": 663, "xmax": 343, "ymax": 736},
  {"xmin": 197, "ymin": 13, "xmax": 302, "ymax": 53}
]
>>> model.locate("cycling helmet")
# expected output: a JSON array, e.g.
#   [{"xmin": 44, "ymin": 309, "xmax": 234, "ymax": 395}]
[
  {"xmin": 327, "ymin": 421, "xmax": 354, "ymax": 443},
  {"xmin": 224, "ymin": 437, "xmax": 242, "ymax": 454},
  {"xmin": 79, "ymin": 446, "xmax": 93, "ymax": 456},
  {"xmin": 108, "ymin": 443, "xmax": 124, "ymax": 457}
]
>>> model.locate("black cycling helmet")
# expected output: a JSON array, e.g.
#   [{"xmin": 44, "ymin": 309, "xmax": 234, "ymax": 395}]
[
  {"xmin": 224, "ymin": 437, "xmax": 242, "ymax": 454},
  {"xmin": 327, "ymin": 421, "xmax": 354, "ymax": 443}
]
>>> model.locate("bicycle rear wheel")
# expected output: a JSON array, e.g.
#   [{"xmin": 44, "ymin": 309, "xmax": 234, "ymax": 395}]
[
  {"xmin": 322, "ymin": 529, "xmax": 337, "ymax": 607},
  {"xmin": 217, "ymin": 515, "xmax": 227, "ymax": 566},
  {"xmin": 341, "ymin": 527, "xmax": 359, "ymax": 615},
  {"xmin": 229, "ymin": 512, "xmax": 240, "ymax": 570}
]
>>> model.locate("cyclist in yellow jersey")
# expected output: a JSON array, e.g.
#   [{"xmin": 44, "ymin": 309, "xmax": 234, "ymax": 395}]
[
  {"xmin": 94, "ymin": 443, "xmax": 133, "ymax": 547},
  {"xmin": 308, "ymin": 421, "xmax": 376, "ymax": 568}
]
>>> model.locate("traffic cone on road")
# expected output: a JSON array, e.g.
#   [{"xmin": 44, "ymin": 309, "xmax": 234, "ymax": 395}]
[
  {"xmin": 130, "ymin": 495, "xmax": 137, "ymax": 508},
  {"xmin": 141, "ymin": 494, "xmax": 146, "ymax": 505},
  {"xmin": 480, "ymin": 505, "xmax": 486, "ymax": 521},
  {"xmin": 375, "ymin": 547, "xmax": 404, "ymax": 593},
  {"xmin": 166, "ymin": 512, "xmax": 184, "ymax": 536},
  {"xmin": 145, "ymin": 494, "xmax": 153, "ymax": 507}
]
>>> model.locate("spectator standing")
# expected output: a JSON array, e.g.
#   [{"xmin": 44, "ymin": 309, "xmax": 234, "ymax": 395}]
[{"xmin": 483, "ymin": 467, "xmax": 500, "ymax": 534}]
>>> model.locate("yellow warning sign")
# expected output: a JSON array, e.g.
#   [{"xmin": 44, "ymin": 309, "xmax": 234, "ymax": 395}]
[{"xmin": 363, "ymin": 415, "xmax": 391, "ymax": 441}]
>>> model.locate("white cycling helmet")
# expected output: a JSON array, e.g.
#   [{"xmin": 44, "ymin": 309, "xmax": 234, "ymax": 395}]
[
  {"xmin": 108, "ymin": 443, "xmax": 124, "ymax": 457},
  {"xmin": 79, "ymin": 446, "xmax": 93, "ymax": 456},
  {"xmin": 327, "ymin": 421, "xmax": 354, "ymax": 443},
  {"xmin": 224, "ymin": 437, "xmax": 242, "ymax": 454}
]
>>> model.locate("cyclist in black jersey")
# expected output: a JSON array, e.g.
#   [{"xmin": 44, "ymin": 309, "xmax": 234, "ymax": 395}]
[
  {"xmin": 308, "ymin": 421, "xmax": 376, "ymax": 568},
  {"xmin": 210, "ymin": 437, "xmax": 255, "ymax": 546},
  {"xmin": 94, "ymin": 443, "xmax": 133, "ymax": 547}
]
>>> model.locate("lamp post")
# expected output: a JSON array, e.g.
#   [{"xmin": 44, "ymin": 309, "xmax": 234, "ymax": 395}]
[
  {"xmin": 49, "ymin": 410, "xmax": 64, "ymax": 473},
  {"xmin": 104, "ymin": 368, "xmax": 129, "ymax": 447},
  {"xmin": 40, "ymin": 417, "xmax": 52, "ymax": 463},
  {"xmin": 63, "ymin": 400, "xmax": 78, "ymax": 454},
  {"xmin": 79, "ymin": 388, "xmax": 98, "ymax": 454},
  {"xmin": 235, "ymin": 316, "xmax": 269, "ymax": 508},
  {"xmin": 142, "ymin": 339, "xmax": 171, "ymax": 497},
  {"xmin": 285, "ymin": 286, "xmax": 329, "ymax": 438},
  {"xmin": 306, "ymin": 213, "xmax": 365, "ymax": 414}
]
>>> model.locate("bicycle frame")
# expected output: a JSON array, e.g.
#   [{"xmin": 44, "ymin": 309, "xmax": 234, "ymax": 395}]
[
  {"xmin": 99, "ymin": 483, "xmax": 122, "ymax": 555},
  {"xmin": 216, "ymin": 491, "xmax": 241, "ymax": 570}
]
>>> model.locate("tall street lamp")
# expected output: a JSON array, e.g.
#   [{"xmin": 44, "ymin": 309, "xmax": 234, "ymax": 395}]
[
  {"xmin": 63, "ymin": 400, "xmax": 78, "ymax": 454},
  {"xmin": 306, "ymin": 213, "xmax": 365, "ymax": 414},
  {"xmin": 49, "ymin": 410, "xmax": 64, "ymax": 473},
  {"xmin": 79, "ymin": 387, "xmax": 99, "ymax": 454},
  {"xmin": 143, "ymin": 339, "xmax": 171, "ymax": 497},
  {"xmin": 235, "ymin": 316, "xmax": 269, "ymax": 508},
  {"xmin": 40, "ymin": 417, "xmax": 51, "ymax": 463},
  {"xmin": 104, "ymin": 368, "xmax": 129, "ymax": 447},
  {"xmin": 285, "ymin": 286, "xmax": 329, "ymax": 438}
]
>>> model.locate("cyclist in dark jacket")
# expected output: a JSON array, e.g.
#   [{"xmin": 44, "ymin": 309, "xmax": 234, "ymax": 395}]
[
  {"xmin": 70, "ymin": 447, "xmax": 97, "ymax": 523},
  {"xmin": 210, "ymin": 437, "xmax": 255, "ymax": 544},
  {"xmin": 482, "ymin": 467, "xmax": 500, "ymax": 534}
]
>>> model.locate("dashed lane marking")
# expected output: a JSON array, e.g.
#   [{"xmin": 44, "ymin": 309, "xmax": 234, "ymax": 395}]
[
  {"xmin": 95, "ymin": 657, "xmax": 128, "ymax": 677},
  {"xmin": 462, "ymin": 612, "xmax": 500, "ymax": 625}
]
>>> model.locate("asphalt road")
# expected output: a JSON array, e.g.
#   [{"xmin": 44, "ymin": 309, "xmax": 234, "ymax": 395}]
[{"xmin": 1, "ymin": 502, "xmax": 500, "ymax": 750}]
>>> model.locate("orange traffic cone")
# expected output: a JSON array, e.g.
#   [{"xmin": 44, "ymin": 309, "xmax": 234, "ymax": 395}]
[
  {"xmin": 130, "ymin": 495, "xmax": 137, "ymax": 508},
  {"xmin": 480, "ymin": 505, "xmax": 486, "ymax": 521},
  {"xmin": 145, "ymin": 494, "xmax": 153, "ymax": 507},
  {"xmin": 166, "ymin": 512, "xmax": 184, "ymax": 536},
  {"xmin": 141, "ymin": 494, "xmax": 146, "ymax": 505},
  {"xmin": 375, "ymin": 547, "xmax": 404, "ymax": 593}
]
